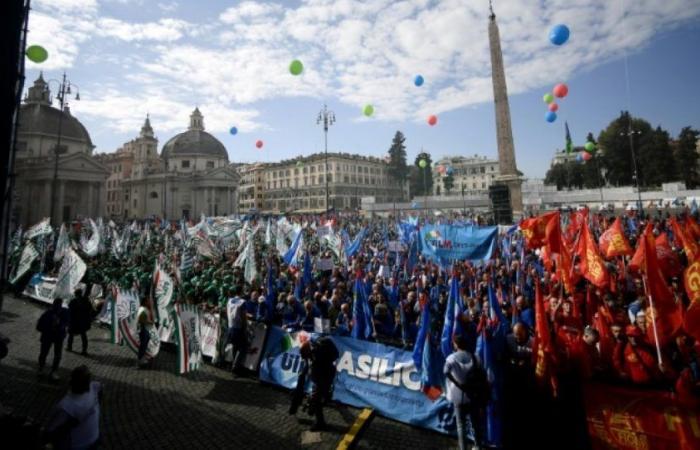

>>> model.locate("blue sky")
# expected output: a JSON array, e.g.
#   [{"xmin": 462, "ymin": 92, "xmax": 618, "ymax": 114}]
[{"xmin": 24, "ymin": 0, "xmax": 700, "ymax": 178}]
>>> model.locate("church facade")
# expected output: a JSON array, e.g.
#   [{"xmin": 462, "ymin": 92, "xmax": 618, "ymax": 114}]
[
  {"xmin": 14, "ymin": 74, "xmax": 109, "ymax": 227},
  {"xmin": 98, "ymin": 108, "xmax": 240, "ymax": 221}
]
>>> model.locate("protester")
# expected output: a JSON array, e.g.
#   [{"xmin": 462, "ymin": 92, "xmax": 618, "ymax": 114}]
[
  {"xmin": 43, "ymin": 365, "xmax": 102, "ymax": 450},
  {"xmin": 67, "ymin": 288, "xmax": 93, "ymax": 356},
  {"xmin": 136, "ymin": 297, "xmax": 154, "ymax": 369},
  {"xmin": 37, "ymin": 298, "xmax": 70, "ymax": 381},
  {"xmin": 299, "ymin": 336, "xmax": 339, "ymax": 431},
  {"xmin": 226, "ymin": 287, "xmax": 248, "ymax": 376}
]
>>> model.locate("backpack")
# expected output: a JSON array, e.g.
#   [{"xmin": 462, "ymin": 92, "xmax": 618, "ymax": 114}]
[{"xmin": 463, "ymin": 362, "xmax": 490, "ymax": 405}]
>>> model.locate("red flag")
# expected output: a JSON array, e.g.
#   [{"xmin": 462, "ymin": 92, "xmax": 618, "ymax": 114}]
[
  {"xmin": 635, "ymin": 224, "xmax": 682, "ymax": 347},
  {"xmin": 520, "ymin": 212, "xmax": 558, "ymax": 251},
  {"xmin": 575, "ymin": 219, "xmax": 609, "ymax": 288},
  {"xmin": 533, "ymin": 280, "xmax": 557, "ymax": 396},
  {"xmin": 655, "ymin": 232, "xmax": 682, "ymax": 278},
  {"xmin": 598, "ymin": 217, "xmax": 633, "ymax": 258},
  {"xmin": 671, "ymin": 218, "xmax": 699, "ymax": 264},
  {"xmin": 557, "ymin": 234, "xmax": 575, "ymax": 295},
  {"xmin": 686, "ymin": 216, "xmax": 700, "ymax": 241},
  {"xmin": 683, "ymin": 259, "xmax": 700, "ymax": 342}
]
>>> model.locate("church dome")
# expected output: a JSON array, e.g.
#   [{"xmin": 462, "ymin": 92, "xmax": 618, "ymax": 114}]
[
  {"xmin": 19, "ymin": 74, "xmax": 93, "ymax": 148},
  {"xmin": 161, "ymin": 108, "xmax": 228, "ymax": 161}
]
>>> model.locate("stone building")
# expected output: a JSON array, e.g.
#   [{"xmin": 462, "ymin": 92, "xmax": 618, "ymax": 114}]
[
  {"xmin": 432, "ymin": 155, "xmax": 500, "ymax": 196},
  {"xmin": 237, "ymin": 163, "xmax": 266, "ymax": 212},
  {"xmin": 14, "ymin": 73, "xmax": 108, "ymax": 227},
  {"xmin": 109, "ymin": 108, "xmax": 239, "ymax": 220},
  {"xmin": 261, "ymin": 152, "xmax": 407, "ymax": 213}
]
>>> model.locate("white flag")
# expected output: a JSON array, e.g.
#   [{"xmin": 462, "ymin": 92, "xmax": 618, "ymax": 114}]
[
  {"xmin": 26, "ymin": 218, "xmax": 52, "ymax": 240},
  {"xmin": 54, "ymin": 249, "xmax": 87, "ymax": 300},
  {"xmin": 175, "ymin": 303, "xmax": 203, "ymax": 374},
  {"xmin": 54, "ymin": 224, "xmax": 70, "ymax": 262},
  {"xmin": 244, "ymin": 241, "xmax": 258, "ymax": 284},
  {"xmin": 81, "ymin": 219, "xmax": 100, "ymax": 257},
  {"xmin": 154, "ymin": 263, "xmax": 176, "ymax": 342},
  {"xmin": 265, "ymin": 220, "xmax": 272, "ymax": 245},
  {"xmin": 10, "ymin": 242, "xmax": 39, "ymax": 284}
]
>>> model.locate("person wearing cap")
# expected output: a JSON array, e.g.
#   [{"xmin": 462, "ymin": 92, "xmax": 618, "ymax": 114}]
[
  {"xmin": 299, "ymin": 336, "xmax": 339, "ymax": 431},
  {"xmin": 255, "ymin": 295, "xmax": 269, "ymax": 323}
]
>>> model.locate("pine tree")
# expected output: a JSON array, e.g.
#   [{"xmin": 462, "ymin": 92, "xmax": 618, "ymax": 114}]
[
  {"xmin": 410, "ymin": 152, "xmax": 433, "ymax": 197},
  {"xmin": 443, "ymin": 172, "xmax": 455, "ymax": 195},
  {"xmin": 675, "ymin": 127, "xmax": 700, "ymax": 188},
  {"xmin": 387, "ymin": 131, "xmax": 408, "ymax": 185}
]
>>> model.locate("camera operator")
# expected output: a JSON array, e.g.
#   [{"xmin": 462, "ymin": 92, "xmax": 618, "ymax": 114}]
[{"xmin": 299, "ymin": 337, "xmax": 339, "ymax": 431}]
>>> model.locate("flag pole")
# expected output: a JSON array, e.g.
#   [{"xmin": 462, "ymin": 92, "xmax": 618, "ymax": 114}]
[{"xmin": 641, "ymin": 274, "xmax": 663, "ymax": 365}]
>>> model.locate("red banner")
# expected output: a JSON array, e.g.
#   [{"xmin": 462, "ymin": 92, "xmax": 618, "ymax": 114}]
[{"xmin": 584, "ymin": 383, "xmax": 700, "ymax": 450}]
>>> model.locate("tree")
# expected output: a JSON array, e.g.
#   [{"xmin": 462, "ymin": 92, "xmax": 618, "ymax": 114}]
[
  {"xmin": 443, "ymin": 172, "xmax": 454, "ymax": 195},
  {"xmin": 639, "ymin": 126, "xmax": 675, "ymax": 187},
  {"xmin": 598, "ymin": 111, "xmax": 661, "ymax": 187},
  {"xmin": 410, "ymin": 152, "xmax": 433, "ymax": 197},
  {"xmin": 674, "ymin": 127, "xmax": 700, "ymax": 188},
  {"xmin": 387, "ymin": 131, "xmax": 408, "ymax": 187}
]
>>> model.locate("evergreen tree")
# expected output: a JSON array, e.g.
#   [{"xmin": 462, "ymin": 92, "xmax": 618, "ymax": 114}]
[
  {"xmin": 443, "ymin": 171, "xmax": 455, "ymax": 195},
  {"xmin": 675, "ymin": 127, "xmax": 700, "ymax": 188},
  {"xmin": 387, "ymin": 131, "xmax": 408, "ymax": 188},
  {"xmin": 598, "ymin": 111, "xmax": 655, "ymax": 187},
  {"xmin": 410, "ymin": 152, "xmax": 433, "ymax": 197},
  {"xmin": 639, "ymin": 126, "xmax": 675, "ymax": 187}
]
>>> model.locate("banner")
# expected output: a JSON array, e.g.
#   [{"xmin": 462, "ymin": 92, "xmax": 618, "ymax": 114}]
[
  {"xmin": 54, "ymin": 224, "xmax": 70, "ymax": 262},
  {"xmin": 419, "ymin": 225, "xmax": 497, "ymax": 265},
  {"xmin": 584, "ymin": 383, "xmax": 700, "ymax": 450},
  {"xmin": 200, "ymin": 313, "xmax": 221, "ymax": 358},
  {"xmin": 154, "ymin": 266, "xmax": 176, "ymax": 343},
  {"xmin": 11, "ymin": 242, "xmax": 39, "ymax": 284},
  {"xmin": 259, "ymin": 327, "xmax": 456, "ymax": 436},
  {"xmin": 387, "ymin": 240, "xmax": 407, "ymax": 252},
  {"xmin": 111, "ymin": 289, "xmax": 139, "ymax": 344},
  {"xmin": 54, "ymin": 249, "xmax": 87, "ymax": 300},
  {"xmin": 174, "ymin": 303, "xmax": 203, "ymax": 374},
  {"xmin": 317, "ymin": 258, "xmax": 334, "ymax": 271}
]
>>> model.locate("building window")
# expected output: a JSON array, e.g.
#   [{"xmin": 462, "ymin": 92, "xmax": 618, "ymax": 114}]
[
  {"xmin": 480, "ymin": 167, "xmax": 485, "ymax": 173},
  {"xmin": 490, "ymin": 166, "xmax": 495, "ymax": 171},
  {"xmin": 149, "ymin": 191, "xmax": 158, "ymax": 199},
  {"xmin": 344, "ymin": 176, "xmax": 349, "ymax": 183},
  {"xmin": 482, "ymin": 182, "xmax": 486, "ymax": 188},
  {"xmin": 182, "ymin": 160, "xmax": 190, "ymax": 168},
  {"xmin": 327, "ymin": 174, "xmax": 332, "ymax": 183},
  {"xmin": 206, "ymin": 161, "xmax": 215, "ymax": 169}
]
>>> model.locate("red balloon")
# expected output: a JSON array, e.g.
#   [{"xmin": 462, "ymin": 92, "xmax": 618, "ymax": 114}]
[
  {"xmin": 582, "ymin": 151, "xmax": 592, "ymax": 161},
  {"xmin": 427, "ymin": 115, "xmax": 437, "ymax": 126},
  {"xmin": 255, "ymin": 140, "xmax": 263, "ymax": 149},
  {"xmin": 548, "ymin": 102, "xmax": 559, "ymax": 112},
  {"xmin": 553, "ymin": 83, "xmax": 568, "ymax": 98}
]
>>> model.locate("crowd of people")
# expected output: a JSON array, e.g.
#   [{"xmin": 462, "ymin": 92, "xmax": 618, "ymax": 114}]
[{"xmin": 6, "ymin": 208, "xmax": 700, "ymax": 449}]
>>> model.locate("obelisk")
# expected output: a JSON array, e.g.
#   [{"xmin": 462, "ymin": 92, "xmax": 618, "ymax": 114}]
[{"xmin": 488, "ymin": 2, "xmax": 523, "ymax": 218}]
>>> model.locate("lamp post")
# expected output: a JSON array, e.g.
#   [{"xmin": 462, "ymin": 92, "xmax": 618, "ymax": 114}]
[
  {"xmin": 621, "ymin": 123, "xmax": 644, "ymax": 216},
  {"xmin": 317, "ymin": 104, "xmax": 335, "ymax": 215},
  {"xmin": 47, "ymin": 73, "xmax": 80, "ymax": 225}
]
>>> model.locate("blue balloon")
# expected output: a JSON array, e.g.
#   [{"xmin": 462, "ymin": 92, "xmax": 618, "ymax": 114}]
[
  {"xmin": 545, "ymin": 111, "xmax": 557, "ymax": 123},
  {"xmin": 549, "ymin": 24, "xmax": 570, "ymax": 46},
  {"xmin": 576, "ymin": 153, "xmax": 583, "ymax": 162},
  {"xmin": 446, "ymin": 166, "xmax": 453, "ymax": 175},
  {"xmin": 230, "ymin": 127, "xmax": 238, "ymax": 135},
  {"xmin": 414, "ymin": 75, "xmax": 424, "ymax": 87}
]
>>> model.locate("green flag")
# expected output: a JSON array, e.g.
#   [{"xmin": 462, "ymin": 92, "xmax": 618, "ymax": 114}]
[{"xmin": 565, "ymin": 121, "xmax": 573, "ymax": 154}]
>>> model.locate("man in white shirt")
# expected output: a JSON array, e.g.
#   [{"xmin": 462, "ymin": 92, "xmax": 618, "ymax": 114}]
[
  {"xmin": 44, "ymin": 365, "xmax": 102, "ymax": 449},
  {"xmin": 226, "ymin": 287, "xmax": 248, "ymax": 376},
  {"xmin": 444, "ymin": 335, "xmax": 485, "ymax": 450}
]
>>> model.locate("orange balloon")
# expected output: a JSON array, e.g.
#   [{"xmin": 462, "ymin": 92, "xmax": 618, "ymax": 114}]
[{"xmin": 428, "ymin": 115, "xmax": 437, "ymax": 126}]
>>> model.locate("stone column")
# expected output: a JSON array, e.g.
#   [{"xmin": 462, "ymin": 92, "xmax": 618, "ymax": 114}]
[
  {"xmin": 227, "ymin": 188, "xmax": 231, "ymax": 215},
  {"xmin": 43, "ymin": 181, "xmax": 52, "ymax": 222},
  {"xmin": 56, "ymin": 180, "xmax": 66, "ymax": 224},
  {"xmin": 488, "ymin": 11, "xmax": 523, "ymax": 217},
  {"xmin": 87, "ymin": 182, "xmax": 94, "ymax": 218}
]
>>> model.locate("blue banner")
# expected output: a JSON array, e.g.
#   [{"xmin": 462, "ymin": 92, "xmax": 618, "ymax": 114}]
[
  {"xmin": 419, "ymin": 224, "xmax": 497, "ymax": 265},
  {"xmin": 259, "ymin": 327, "xmax": 457, "ymax": 436}
]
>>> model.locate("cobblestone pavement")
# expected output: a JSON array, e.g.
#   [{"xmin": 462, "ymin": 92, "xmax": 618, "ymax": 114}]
[{"xmin": 0, "ymin": 296, "xmax": 457, "ymax": 450}]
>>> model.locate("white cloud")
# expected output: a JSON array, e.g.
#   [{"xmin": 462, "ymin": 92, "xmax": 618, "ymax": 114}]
[
  {"xmin": 96, "ymin": 18, "xmax": 192, "ymax": 42},
  {"xmin": 26, "ymin": 0, "xmax": 700, "ymax": 140},
  {"xmin": 158, "ymin": 2, "xmax": 178, "ymax": 13}
]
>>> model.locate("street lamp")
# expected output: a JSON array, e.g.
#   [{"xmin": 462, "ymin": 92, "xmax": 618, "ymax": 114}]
[
  {"xmin": 620, "ymin": 124, "xmax": 644, "ymax": 216},
  {"xmin": 47, "ymin": 73, "xmax": 80, "ymax": 225},
  {"xmin": 317, "ymin": 104, "xmax": 335, "ymax": 215}
]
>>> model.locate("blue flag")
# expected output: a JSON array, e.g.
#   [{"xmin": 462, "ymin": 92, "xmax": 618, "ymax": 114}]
[
  {"xmin": 283, "ymin": 230, "xmax": 303, "ymax": 266},
  {"xmin": 302, "ymin": 251, "xmax": 312, "ymax": 290},
  {"xmin": 406, "ymin": 236, "xmax": 419, "ymax": 275},
  {"xmin": 345, "ymin": 228, "xmax": 366, "ymax": 258},
  {"xmin": 351, "ymin": 277, "xmax": 373, "ymax": 340},
  {"xmin": 265, "ymin": 263, "xmax": 276, "ymax": 322},
  {"xmin": 412, "ymin": 296, "xmax": 430, "ymax": 370},
  {"xmin": 440, "ymin": 275, "xmax": 460, "ymax": 358}
]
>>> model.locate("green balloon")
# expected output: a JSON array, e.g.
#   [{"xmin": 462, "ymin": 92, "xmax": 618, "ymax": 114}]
[
  {"xmin": 418, "ymin": 159, "xmax": 427, "ymax": 168},
  {"xmin": 26, "ymin": 45, "xmax": 48, "ymax": 63},
  {"xmin": 289, "ymin": 59, "xmax": 304, "ymax": 76},
  {"xmin": 363, "ymin": 104, "xmax": 374, "ymax": 117},
  {"xmin": 543, "ymin": 93, "xmax": 554, "ymax": 104},
  {"xmin": 584, "ymin": 141, "xmax": 596, "ymax": 152}
]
